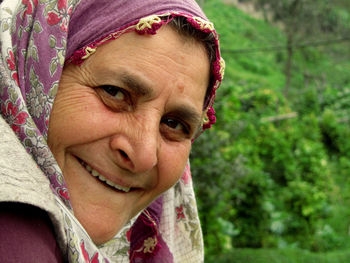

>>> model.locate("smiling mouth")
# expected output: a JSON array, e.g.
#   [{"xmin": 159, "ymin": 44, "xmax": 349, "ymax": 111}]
[{"xmin": 79, "ymin": 160, "xmax": 131, "ymax": 193}]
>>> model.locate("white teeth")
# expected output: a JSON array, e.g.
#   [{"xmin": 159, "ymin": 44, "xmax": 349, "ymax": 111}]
[
  {"xmin": 81, "ymin": 161, "xmax": 130, "ymax": 192},
  {"xmin": 106, "ymin": 179, "xmax": 114, "ymax": 186},
  {"xmin": 105, "ymin": 179, "xmax": 131, "ymax": 192},
  {"xmin": 98, "ymin": 174, "xmax": 106, "ymax": 181},
  {"xmin": 86, "ymin": 165, "xmax": 92, "ymax": 172}
]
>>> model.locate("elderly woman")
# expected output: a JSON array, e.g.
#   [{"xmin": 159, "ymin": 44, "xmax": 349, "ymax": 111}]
[{"xmin": 0, "ymin": 0, "xmax": 224, "ymax": 262}]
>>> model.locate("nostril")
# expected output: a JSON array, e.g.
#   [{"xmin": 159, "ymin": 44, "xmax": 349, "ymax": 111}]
[{"xmin": 119, "ymin": 150, "xmax": 130, "ymax": 161}]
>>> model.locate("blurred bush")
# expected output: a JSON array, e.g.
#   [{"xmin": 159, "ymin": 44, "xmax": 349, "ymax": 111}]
[{"xmin": 191, "ymin": 0, "xmax": 350, "ymax": 258}]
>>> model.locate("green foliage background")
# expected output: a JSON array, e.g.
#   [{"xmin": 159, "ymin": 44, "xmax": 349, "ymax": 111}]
[{"xmin": 190, "ymin": 0, "xmax": 350, "ymax": 260}]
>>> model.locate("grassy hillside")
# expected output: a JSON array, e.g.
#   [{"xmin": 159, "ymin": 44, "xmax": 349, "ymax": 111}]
[
  {"xmin": 208, "ymin": 248, "xmax": 350, "ymax": 263},
  {"xmin": 190, "ymin": 0, "xmax": 350, "ymax": 261}
]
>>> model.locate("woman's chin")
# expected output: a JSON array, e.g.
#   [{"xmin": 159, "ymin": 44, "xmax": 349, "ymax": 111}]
[
  {"xmin": 73, "ymin": 204, "xmax": 131, "ymax": 245},
  {"xmin": 83, "ymin": 217, "xmax": 126, "ymax": 245},
  {"xmin": 91, "ymin": 230, "xmax": 118, "ymax": 246}
]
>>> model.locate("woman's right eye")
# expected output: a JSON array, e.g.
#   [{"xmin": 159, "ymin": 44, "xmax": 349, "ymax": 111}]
[
  {"xmin": 101, "ymin": 85, "xmax": 126, "ymax": 101},
  {"xmin": 96, "ymin": 85, "xmax": 131, "ymax": 111}
]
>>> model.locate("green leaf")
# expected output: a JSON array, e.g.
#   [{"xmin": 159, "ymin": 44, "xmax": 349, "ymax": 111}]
[
  {"xmin": 25, "ymin": 128, "xmax": 36, "ymax": 138},
  {"xmin": 24, "ymin": 17, "xmax": 33, "ymax": 32},
  {"xmin": 64, "ymin": 214, "xmax": 72, "ymax": 227},
  {"xmin": 50, "ymin": 58, "xmax": 58, "ymax": 76},
  {"xmin": 61, "ymin": 38, "xmax": 67, "ymax": 48},
  {"xmin": 18, "ymin": 26, "xmax": 23, "ymax": 38},
  {"xmin": 49, "ymin": 35, "xmax": 56, "ymax": 48},
  {"xmin": 4, "ymin": 7, "xmax": 13, "ymax": 15},
  {"xmin": 2, "ymin": 22, "xmax": 9, "ymax": 32},
  {"xmin": 27, "ymin": 118, "xmax": 36, "ymax": 128},
  {"xmin": 31, "ymin": 46, "xmax": 39, "ymax": 62},
  {"xmin": 29, "ymin": 67, "xmax": 38, "ymax": 85},
  {"xmin": 44, "ymin": 1, "xmax": 57, "ymax": 14},
  {"xmin": 9, "ymin": 88, "xmax": 18, "ymax": 102},
  {"xmin": 21, "ymin": 49, "xmax": 27, "ymax": 58},
  {"xmin": 189, "ymin": 221, "xmax": 198, "ymax": 229},
  {"xmin": 57, "ymin": 50, "xmax": 65, "ymax": 66},
  {"xmin": 113, "ymin": 246, "xmax": 129, "ymax": 256},
  {"xmin": 24, "ymin": 139, "xmax": 33, "ymax": 147},
  {"xmin": 33, "ymin": 21, "xmax": 43, "ymax": 33},
  {"xmin": 57, "ymin": 174, "xmax": 64, "ymax": 185},
  {"xmin": 49, "ymin": 82, "xmax": 59, "ymax": 97}
]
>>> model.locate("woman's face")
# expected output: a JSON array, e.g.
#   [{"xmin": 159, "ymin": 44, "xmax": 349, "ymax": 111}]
[{"xmin": 47, "ymin": 25, "xmax": 210, "ymax": 244}]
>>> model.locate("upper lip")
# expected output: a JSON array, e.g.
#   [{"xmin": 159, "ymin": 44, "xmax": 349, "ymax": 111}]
[{"xmin": 78, "ymin": 157, "xmax": 136, "ymax": 189}]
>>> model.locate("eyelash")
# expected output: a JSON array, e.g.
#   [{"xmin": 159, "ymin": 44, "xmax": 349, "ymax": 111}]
[
  {"xmin": 97, "ymin": 85, "xmax": 192, "ymax": 139},
  {"xmin": 161, "ymin": 117, "xmax": 190, "ymax": 136},
  {"xmin": 101, "ymin": 85, "xmax": 128, "ymax": 101}
]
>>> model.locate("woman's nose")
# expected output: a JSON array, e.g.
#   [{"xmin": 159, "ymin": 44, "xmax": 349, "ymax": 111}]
[{"xmin": 109, "ymin": 118, "xmax": 159, "ymax": 173}]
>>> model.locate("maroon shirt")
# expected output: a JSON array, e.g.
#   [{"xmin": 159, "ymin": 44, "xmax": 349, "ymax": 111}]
[{"xmin": 0, "ymin": 202, "xmax": 64, "ymax": 262}]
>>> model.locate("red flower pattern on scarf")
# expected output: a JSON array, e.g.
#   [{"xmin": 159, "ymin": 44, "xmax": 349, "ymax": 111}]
[
  {"xmin": 126, "ymin": 228, "xmax": 132, "ymax": 242},
  {"xmin": 6, "ymin": 50, "xmax": 19, "ymax": 86},
  {"xmin": 176, "ymin": 205, "xmax": 185, "ymax": 220},
  {"xmin": 2, "ymin": 101, "xmax": 29, "ymax": 134},
  {"xmin": 58, "ymin": 188, "xmax": 70, "ymax": 200},
  {"xmin": 22, "ymin": 0, "xmax": 38, "ymax": 16},
  {"xmin": 81, "ymin": 241, "xmax": 100, "ymax": 263},
  {"xmin": 181, "ymin": 164, "xmax": 191, "ymax": 185},
  {"xmin": 6, "ymin": 50, "xmax": 15, "ymax": 71},
  {"xmin": 47, "ymin": 0, "xmax": 72, "ymax": 32},
  {"xmin": 11, "ymin": 72, "xmax": 19, "ymax": 86}
]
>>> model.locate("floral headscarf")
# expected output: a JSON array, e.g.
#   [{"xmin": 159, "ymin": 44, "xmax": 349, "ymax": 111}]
[{"xmin": 0, "ymin": 0, "xmax": 224, "ymax": 262}]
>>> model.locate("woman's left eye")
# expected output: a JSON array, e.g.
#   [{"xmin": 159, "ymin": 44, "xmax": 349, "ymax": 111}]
[
  {"xmin": 161, "ymin": 117, "xmax": 190, "ymax": 137},
  {"xmin": 101, "ymin": 85, "xmax": 126, "ymax": 101},
  {"xmin": 163, "ymin": 118, "xmax": 183, "ymax": 130}
]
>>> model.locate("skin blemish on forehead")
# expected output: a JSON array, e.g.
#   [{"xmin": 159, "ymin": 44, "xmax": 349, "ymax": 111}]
[{"xmin": 177, "ymin": 84, "xmax": 185, "ymax": 93}]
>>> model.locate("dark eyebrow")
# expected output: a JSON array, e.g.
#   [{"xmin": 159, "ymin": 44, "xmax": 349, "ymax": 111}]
[
  {"xmin": 119, "ymin": 71, "xmax": 154, "ymax": 97},
  {"xmin": 172, "ymin": 105, "xmax": 203, "ymax": 130}
]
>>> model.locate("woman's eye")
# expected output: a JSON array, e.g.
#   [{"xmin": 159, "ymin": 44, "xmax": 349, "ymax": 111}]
[
  {"xmin": 96, "ymin": 85, "xmax": 131, "ymax": 112},
  {"xmin": 163, "ymin": 118, "xmax": 183, "ymax": 130},
  {"xmin": 161, "ymin": 117, "xmax": 190, "ymax": 136},
  {"xmin": 101, "ymin": 85, "xmax": 125, "ymax": 101}
]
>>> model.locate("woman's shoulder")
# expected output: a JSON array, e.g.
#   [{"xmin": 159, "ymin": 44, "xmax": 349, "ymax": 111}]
[
  {"xmin": 0, "ymin": 202, "xmax": 64, "ymax": 263},
  {"xmin": 0, "ymin": 116, "xmax": 56, "ymax": 211},
  {"xmin": 0, "ymin": 116, "xmax": 67, "ymax": 258}
]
